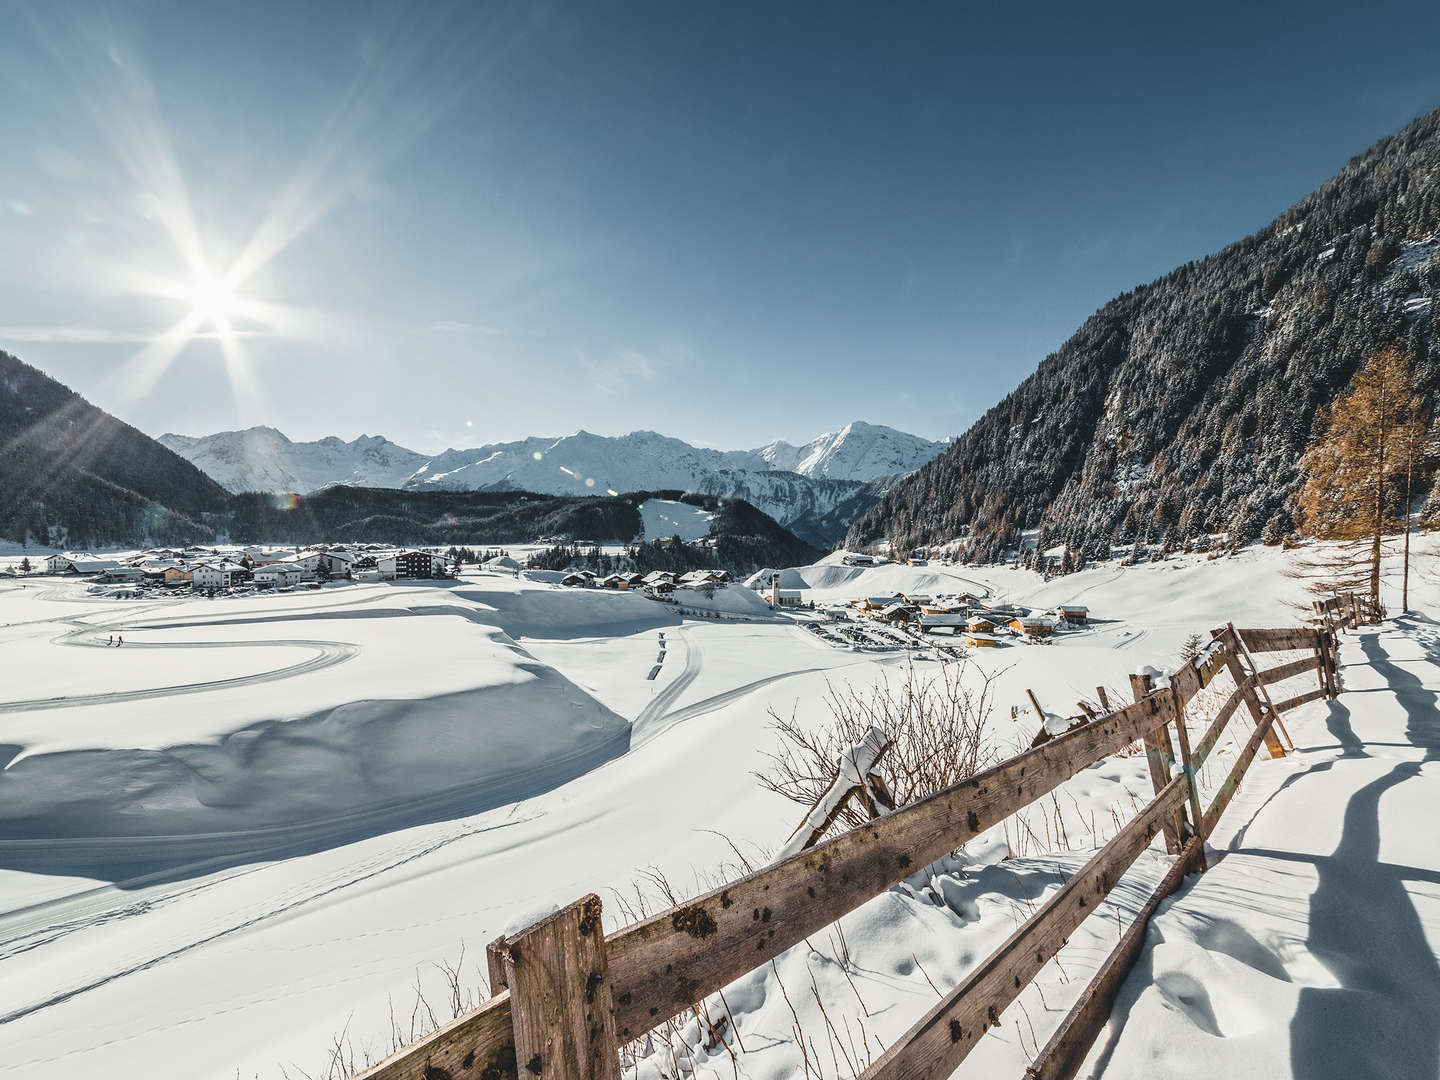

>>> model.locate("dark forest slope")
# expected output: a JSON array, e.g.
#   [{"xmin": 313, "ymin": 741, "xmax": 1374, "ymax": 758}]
[
  {"xmin": 846, "ymin": 108, "xmax": 1440, "ymax": 561},
  {"xmin": 0, "ymin": 351, "xmax": 231, "ymax": 547}
]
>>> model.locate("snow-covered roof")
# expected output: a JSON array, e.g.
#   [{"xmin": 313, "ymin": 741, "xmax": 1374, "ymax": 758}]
[{"xmin": 1056, "ymin": 604, "xmax": 1089, "ymax": 613}]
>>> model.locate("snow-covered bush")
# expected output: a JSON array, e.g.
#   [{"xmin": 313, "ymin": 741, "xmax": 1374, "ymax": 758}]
[{"xmin": 757, "ymin": 661, "xmax": 999, "ymax": 832}]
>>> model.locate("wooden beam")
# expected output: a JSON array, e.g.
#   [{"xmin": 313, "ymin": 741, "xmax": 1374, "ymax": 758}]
[
  {"xmin": 860, "ymin": 778, "xmax": 1188, "ymax": 1080},
  {"xmin": 1168, "ymin": 686, "xmax": 1206, "ymax": 869},
  {"xmin": 1129, "ymin": 673, "xmax": 1182, "ymax": 855},
  {"xmin": 1202, "ymin": 696, "xmax": 1280, "ymax": 838},
  {"xmin": 504, "ymin": 895, "xmax": 621, "ymax": 1080},
  {"xmin": 1025, "ymin": 836, "xmax": 1203, "ymax": 1080},
  {"xmin": 488, "ymin": 933, "xmax": 510, "ymax": 992},
  {"xmin": 1214, "ymin": 625, "xmax": 1286, "ymax": 760},
  {"xmin": 1255, "ymin": 655, "xmax": 1321, "ymax": 687},
  {"xmin": 1191, "ymin": 673, "xmax": 1252, "ymax": 770},
  {"xmin": 351, "ymin": 991, "xmax": 516, "ymax": 1080},
  {"xmin": 1232, "ymin": 627, "xmax": 1317, "ymax": 653},
  {"xmin": 1272, "ymin": 687, "xmax": 1327, "ymax": 713},
  {"xmin": 604, "ymin": 692, "xmax": 1176, "ymax": 1041}
]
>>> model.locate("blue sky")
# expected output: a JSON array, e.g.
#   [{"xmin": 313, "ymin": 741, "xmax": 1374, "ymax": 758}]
[{"xmin": 1, "ymin": 1, "xmax": 1437, "ymax": 454}]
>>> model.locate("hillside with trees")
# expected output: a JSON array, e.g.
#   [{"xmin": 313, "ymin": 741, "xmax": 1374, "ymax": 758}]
[
  {"xmin": 0, "ymin": 351, "xmax": 231, "ymax": 548},
  {"xmin": 846, "ymin": 108, "xmax": 1440, "ymax": 562}
]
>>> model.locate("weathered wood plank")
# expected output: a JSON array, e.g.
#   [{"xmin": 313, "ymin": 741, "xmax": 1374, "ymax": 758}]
[
  {"xmin": 351, "ymin": 991, "xmax": 517, "ymax": 1080},
  {"xmin": 604, "ymin": 692, "xmax": 1175, "ymax": 1040},
  {"xmin": 1192, "ymin": 673, "xmax": 1252, "ymax": 770},
  {"xmin": 1130, "ymin": 674, "xmax": 1182, "ymax": 855},
  {"xmin": 1025, "ymin": 836, "xmax": 1203, "ymax": 1080},
  {"xmin": 1234, "ymin": 627, "xmax": 1317, "ymax": 653},
  {"xmin": 861, "ymin": 778, "xmax": 1188, "ymax": 1080},
  {"xmin": 1272, "ymin": 686, "xmax": 1327, "ymax": 714},
  {"xmin": 1255, "ymin": 654, "xmax": 1321, "ymax": 687},
  {"xmin": 1215, "ymin": 625, "xmax": 1286, "ymax": 760},
  {"xmin": 1201, "ymin": 698, "xmax": 1279, "ymax": 837},
  {"xmin": 505, "ymin": 894, "xmax": 621, "ymax": 1080},
  {"xmin": 488, "ymin": 933, "xmax": 510, "ymax": 992}
]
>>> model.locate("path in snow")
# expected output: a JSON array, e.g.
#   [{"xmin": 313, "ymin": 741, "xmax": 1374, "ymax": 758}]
[{"xmin": 1091, "ymin": 615, "xmax": 1440, "ymax": 1079}]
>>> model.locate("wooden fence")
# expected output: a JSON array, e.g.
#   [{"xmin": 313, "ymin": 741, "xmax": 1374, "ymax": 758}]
[{"xmin": 355, "ymin": 596, "xmax": 1381, "ymax": 1080}]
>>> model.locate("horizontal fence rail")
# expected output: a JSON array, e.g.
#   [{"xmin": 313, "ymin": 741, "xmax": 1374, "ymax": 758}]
[{"xmin": 355, "ymin": 593, "xmax": 1372, "ymax": 1080}]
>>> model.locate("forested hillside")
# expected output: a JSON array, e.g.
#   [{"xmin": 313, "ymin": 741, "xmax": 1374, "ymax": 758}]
[
  {"xmin": 228, "ymin": 487, "xmax": 820, "ymax": 574},
  {"xmin": 0, "ymin": 351, "xmax": 231, "ymax": 548},
  {"xmin": 846, "ymin": 108, "xmax": 1440, "ymax": 561}
]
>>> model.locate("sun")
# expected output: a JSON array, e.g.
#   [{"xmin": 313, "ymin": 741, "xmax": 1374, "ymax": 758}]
[{"xmin": 184, "ymin": 270, "xmax": 238, "ymax": 335}]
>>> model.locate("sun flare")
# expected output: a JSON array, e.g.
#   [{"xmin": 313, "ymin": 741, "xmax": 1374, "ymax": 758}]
[{"xmin": 184, "ymin": 271, "xmax": 239, "ymax": 335}]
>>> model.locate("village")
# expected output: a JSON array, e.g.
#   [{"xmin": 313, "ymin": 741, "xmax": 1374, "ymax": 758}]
[
  {"xmin": 9, "ymin": 547, "xmax": 1094, "ymax": 651},
  {"xmin": 13, "ymin": 546, "xmax": 458, "ymax": 597}
]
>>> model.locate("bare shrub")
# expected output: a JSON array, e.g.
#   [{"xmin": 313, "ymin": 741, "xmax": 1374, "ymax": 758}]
[{"xmin": 757, "ymin": 660, "xmax": 1000, "ymax": 831}]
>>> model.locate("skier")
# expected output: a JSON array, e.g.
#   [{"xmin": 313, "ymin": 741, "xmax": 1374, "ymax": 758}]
[
  {"xmin": 107, "ymin": 634, "xmax": 113, "ymax": 646},
  {"xmin": 117, "ymin": 635, "xmax": 123, "ymax": 647}
]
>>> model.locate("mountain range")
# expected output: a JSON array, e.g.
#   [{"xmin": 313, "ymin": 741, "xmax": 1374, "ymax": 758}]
[
  {"xmin": 0, "ymin": 350, "xmax": 824, "ymax": 569},
  {"xmin": 159, "ymin": 422, "xmax": 947, "ymax": 546},
  {"xmin": 847, "ymin": 106, "xmax": 1440, "ymax": 561}
]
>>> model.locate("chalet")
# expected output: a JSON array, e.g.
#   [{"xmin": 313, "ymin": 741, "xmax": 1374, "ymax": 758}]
[
  {"xmin": 45, "ymin": 554, "xmax": 120, "ymax": 576},
  {"xmin": 966, "ymin": 614, "xmax": 997, "ymax": 633},
  {"xmin": 560, "ymin": 571, "xmax": 597, "ymax": 588},
  {"xmin": 1055, "ymin": 604, "xmax": 1089, "ymax": 625},
  {"xmin": 285, "ymin": 550, "xmax": 355, "ymax": 577},
  {"xmin": 904, "ymin": 594, "xmax": 934, "ymax": 607},
  {"xmin": 964, "ymin": 632, "xmax": 1001, "ymax": 648},
  {"xmin": 252, "ymin": 564, "xmax": 304, "ymax": 589},
  {"xmin": 679, "ymin": 569, "xmax": 727, "ymax": 587},
  {"xmin": 378, "ymin": 550, "xmax": 451, "ymax": 580},
  {"xmin": 163, "ymin": 566, "xmax": 194, "ymax": 585},
  {"xmin": 857, "ymin": 595, "xmax": 902, "ymax": 613},
  {"xmin": 841, "ymin": 553, "xmax": 877, "ymax": 567},
  {"xmin": 878, "ymin": 602, "xmax": 917, "ymax": 624},
  {"xmin": 623, "ymin": 572, "xmax": 645, "ymax": 587},
  {"xmin": 642, "ymin": 571, "xmax": 676, "ymax": 587},
  {"xmin": 192, "ymin": 562, "xmax": 247, "ymax": 590},
  {"xmin": 1009, "ymin": 616, "xmax": 1055, "ymax": 639},
  {"xmin": 101, "ymin": 567, "xmax": 146, "ymax": 583},
  {"xmin": 919, "ymin": 612, "xmax": 968, "ymax": 634},
  {"xmin": 599, "ymin": 574, "xmax": 629, "ymax": 589}
]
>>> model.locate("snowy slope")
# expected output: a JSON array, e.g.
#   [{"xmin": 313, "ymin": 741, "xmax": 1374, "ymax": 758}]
[
  {"xmin": 158, "ymin": 427, "xmax": 428, "ymax": 493},
  {"xmin": 637, "ymin": 498, "xmax": 714, "ymax": 540},
  {"xmin": 7, "ymin": 539, "xmax": 1425, "ymax": 1080}
]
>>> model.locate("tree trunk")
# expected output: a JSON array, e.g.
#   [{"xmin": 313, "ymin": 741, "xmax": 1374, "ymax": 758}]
[
  {"xmin": 1403, "ymin": 436, "xmax": 1413, "ymax": 613},
  {"xmin": 1371, "ymin": 390, "xmax": 1387, "ymax": 607}
]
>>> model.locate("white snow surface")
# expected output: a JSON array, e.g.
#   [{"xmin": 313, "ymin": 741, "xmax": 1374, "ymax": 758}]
[
  {"xmin": 637, "ymin": 498, "xmax": 714, "ymax": 541},
  {"xmin": 0, "ymin": 538, "xmax": 1437, "ymax": 1080}
]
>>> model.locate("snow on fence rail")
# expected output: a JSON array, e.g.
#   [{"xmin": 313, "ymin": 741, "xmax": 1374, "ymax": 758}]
[{"xmin": 352, "ymin": 595, "xmax": 1380, "ymax": 1080}]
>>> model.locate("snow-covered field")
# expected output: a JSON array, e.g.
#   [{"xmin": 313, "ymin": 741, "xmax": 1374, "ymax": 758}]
[{"xmin": 1, "ymin": 539, "xmax": 1436, "ymax": 1079}]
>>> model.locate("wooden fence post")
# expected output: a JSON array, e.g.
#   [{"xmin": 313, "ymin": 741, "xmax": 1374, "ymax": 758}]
[
  {"xmin": 503, "ymin": 894, "xmax": 621, "ymax": 1080},
  {"xmin": 1213, "ymin": 625, "xmax": 1286, "ymax": 759},
  {"xmin": 1129, "ymin": 673, "xmax": 1182, "ymax": 854},
  {"xmin": 1167, "ymin": 684, "xmax": 1207, "ymax": 865}
]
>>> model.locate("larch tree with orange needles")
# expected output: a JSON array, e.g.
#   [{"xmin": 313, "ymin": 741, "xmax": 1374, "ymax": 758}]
[{"xmin": 1296, "ymin": 346, "xmax": 1428, "ymax": 609}]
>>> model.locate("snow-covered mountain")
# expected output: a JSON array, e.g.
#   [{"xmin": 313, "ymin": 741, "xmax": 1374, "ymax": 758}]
[
  {"xmin": 160, "ymin": 422, "xmax": 946, "ymax": 545},
  {"xmin": 753, "ymin": 421, "xmax": 946, "ymax": 482},
  {"xmin": 157, "ymin": 428, "xmax": 429, "ymax": 494}
]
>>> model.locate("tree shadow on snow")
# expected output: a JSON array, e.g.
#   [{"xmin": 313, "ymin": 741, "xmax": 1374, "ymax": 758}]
[{"xmin": 1288, "ymin": 629, "xmax": 1440, "ymax": 1080}]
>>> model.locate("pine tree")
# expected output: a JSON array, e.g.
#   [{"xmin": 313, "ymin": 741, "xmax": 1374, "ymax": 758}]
[
  {"xmin": 1179, "ymin": 632, "xmax": 1205, "ymax": 663},
  {"xmin": 1296, "ymin": 346, "xmax": 1427, "ymax": 605}
]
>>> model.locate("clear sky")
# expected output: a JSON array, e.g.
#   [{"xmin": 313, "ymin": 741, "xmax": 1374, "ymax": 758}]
[{"xmin": 1, "ymin": 1, "xmax": 1437, "ymax": 455}]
